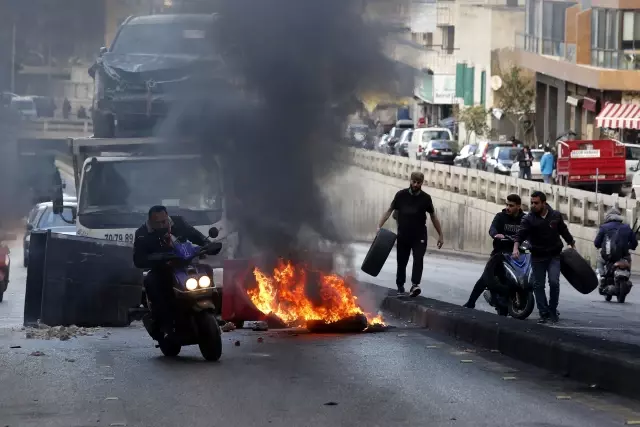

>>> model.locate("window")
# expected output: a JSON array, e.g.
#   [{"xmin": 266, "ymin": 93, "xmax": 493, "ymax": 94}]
[
  {"xmin": 442, "ymin": 26, "xmax": 455, "ymax": 54},
  {"xmin": 37, "ymin": 207, "xmax": 76, "ymax": 229},
  {"xmin": 526, "ymin": 0, "xmax": 540, "ymax": 36},
  {"xmin": 621, "ymin": 11, "xmax": 640, "ymax": 50}
]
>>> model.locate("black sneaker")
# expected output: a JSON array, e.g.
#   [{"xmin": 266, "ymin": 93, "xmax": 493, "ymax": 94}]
[
  {"xmin": 397, "ymin": 287, "xmax": 406, "ymax": 296},
  {"xmin": 462, "ymin": 302, "xmax": 475, "ymax": 309},
  {"xmin": 537, "ymin": 316, "xmax": 549, "ymax": 324},
  {"xmin": 410, "ymin": 284, "xmax": 422, "ymax": 297},
  {"xmin": 549, "ymin": 312, "xmax": 559, "ymax": 324}
]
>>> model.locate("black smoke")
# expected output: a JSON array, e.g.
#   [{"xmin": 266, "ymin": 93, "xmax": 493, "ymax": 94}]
[{"xmin": 161, "ymin": 0, "xmax": 401, "ymax": 262}]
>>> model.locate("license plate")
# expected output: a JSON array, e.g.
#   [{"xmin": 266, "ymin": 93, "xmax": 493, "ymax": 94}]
[{"xmin": 442, "ymin": 152, "xmax": 453, "ymax": 156}]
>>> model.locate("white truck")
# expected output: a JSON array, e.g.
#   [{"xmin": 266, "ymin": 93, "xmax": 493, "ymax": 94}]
[{"xmin": 62, "ymin": 136, "xmax": 238, "ymax": 267}]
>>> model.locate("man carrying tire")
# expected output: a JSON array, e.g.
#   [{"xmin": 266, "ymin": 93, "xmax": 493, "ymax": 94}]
[
  {"xmin": 512, "ymin": 191, "xmax": 575, "ymax": 324},
  {"xmin": 462, "ymin": 194, "xmax": 524, "ymax": 309},
  {"xmin": 377, "ymin": 171, "xmax": 444, "ymax": 297}
]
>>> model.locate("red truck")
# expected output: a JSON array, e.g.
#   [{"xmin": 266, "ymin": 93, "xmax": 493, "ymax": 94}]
[{"xmin": 556, "ymin": 139, "xmax": 626, "ymax": 194}]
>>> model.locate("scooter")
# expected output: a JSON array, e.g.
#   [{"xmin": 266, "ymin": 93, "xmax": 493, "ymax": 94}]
[
  {"xmin": 139, "ymin": 227, "xmax": 224, "ymax": 361},
  {"xmin": 598, "ymin": 259, "xmax": 632, "ymax": 303},
  {"xmin": 482, "ymin": 237, "xmax": 535, "ymax": 320}
]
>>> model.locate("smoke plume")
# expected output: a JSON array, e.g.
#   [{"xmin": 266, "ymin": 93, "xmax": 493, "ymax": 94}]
[{"xmin": 161, "ymin": 0, "xmax": 400, "ymax": 262}]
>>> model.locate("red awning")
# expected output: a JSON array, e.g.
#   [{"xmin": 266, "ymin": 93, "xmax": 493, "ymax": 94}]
[{"xmin": 595, "ymin": 103, "xmax": 640, "ymax": 129}]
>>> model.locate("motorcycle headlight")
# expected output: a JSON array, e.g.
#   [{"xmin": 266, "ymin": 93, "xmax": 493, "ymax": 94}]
[
  {"xmin": 185, "ymin": 278, "xmax": 198, "ymax": 291},
  {"xmin": 198, "ymin": 275, "xmax": 211, "ymax": 288}
]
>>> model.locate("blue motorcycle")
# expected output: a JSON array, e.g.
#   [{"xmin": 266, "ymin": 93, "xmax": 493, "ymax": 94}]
[
  {"xmin": 483, "ymin": 237, "xmax": 535, "ymax": 320},
  {"xmin": 139, "ymin": 227, "xmax": 224, "ymax": 361}
]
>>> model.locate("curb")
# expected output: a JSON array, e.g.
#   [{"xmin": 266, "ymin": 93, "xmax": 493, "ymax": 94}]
[{"xmin": 366, "ymin": 286, "xmax": 640, "ymax": 399}]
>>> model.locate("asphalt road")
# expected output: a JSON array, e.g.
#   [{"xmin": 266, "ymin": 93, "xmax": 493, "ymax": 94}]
[
  {"xmin": 3, "ymin": 320, "xmax": 640, "ymax": 426},
  {"xmin": 349, "ymin": 243, "xmax": 640, "ymax": 346}
]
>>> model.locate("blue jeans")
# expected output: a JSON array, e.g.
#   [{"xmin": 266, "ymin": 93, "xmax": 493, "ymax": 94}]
[
  {"xmin": 543, "ymin": 174, "xmax": 552, "ymax": 184},
  {"xmin": 531, "ymin": 256, "xmax": 561, "ymax": 317}
]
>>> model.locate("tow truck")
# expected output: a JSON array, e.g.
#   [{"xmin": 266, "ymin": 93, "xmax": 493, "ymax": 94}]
[
  {"xmin": 555, "ymin": 138, "xmax": 627, "ymax": 194},
  {"xmin": 58, "ymin": 136, "xmax": 238, "ymax": 267}
]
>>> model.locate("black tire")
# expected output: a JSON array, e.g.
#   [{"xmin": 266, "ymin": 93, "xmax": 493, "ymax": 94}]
[
  {"xmin": 361, "ymin": 228, "xmax": 397, "ymax": 277},
  {"xmin": 508, "ymin": 290, "xmax": 535, "ymax": 320},
  {"xmin": 617, "ymin": 294, "xmax": 626, "ymax": 303},
  {"xmin": 605, "ymin": 295, "xmax": 613, "ymax": 302},
  {"xmin": 559, "ymin": 249, "xmax": 598, "ymax": 294},
  {"xmin": 92, "ymin": 111, "xmax": 115, "ymax": 138},
  {"xmin": 158, "ymin": 339, "xmax": 181, "ymax": 357},
  {"xmin": 0, "ymin": 291, "xmax": 4, "ymax": 302},
  {"xmin": 196, "ymin": 312, "xmax": 222, "ymax": 361}
]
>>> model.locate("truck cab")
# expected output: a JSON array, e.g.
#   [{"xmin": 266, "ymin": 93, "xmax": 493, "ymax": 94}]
[{"xmin": 64, "ymin": 137, "xmax": 238, "ymax": 267}]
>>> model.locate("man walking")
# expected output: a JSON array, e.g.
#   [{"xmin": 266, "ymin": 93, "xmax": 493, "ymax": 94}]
[
  {"xmin": 540, "ymin": 146, "xmax": 554, "ymax": 184},
  {"xmin": 513, "ymin": 191, "xmax": 575, "ymax": 324},
  {"xmin": 378, "ymin": 171, "xmax": 444, "ymax": 297}
]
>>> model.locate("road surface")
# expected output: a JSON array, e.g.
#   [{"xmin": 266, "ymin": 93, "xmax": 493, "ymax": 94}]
[
  {"xmin": 349, "ymin": 243, "xmax": 640, "ymax": 346},
  {"xmin": 3, "ymin": 319, "xmax": 640, "ymax": 426}
]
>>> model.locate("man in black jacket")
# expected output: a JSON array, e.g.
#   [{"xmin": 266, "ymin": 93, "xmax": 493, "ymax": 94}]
[
  {"xmin": 133, "ymin": 205, "xmax": 210, "ymax": 336},
  {"xmin": 513, "ymin": 191, "xmax": 575, "ymax": 324},
  {"xmin": 463, "ymin": 194, "xmax": 524, "ymax": 309}
]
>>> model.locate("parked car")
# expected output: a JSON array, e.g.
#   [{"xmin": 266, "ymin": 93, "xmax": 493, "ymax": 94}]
[
  {"xmin": 407, "ymin": 127, "xmax": 454, "ymax": 160},
  {"xmin": 421, "ymin": 140, "xmax": 456, "ymax": 165},
  {"xmin": 10, "ymin": 96, "xmax": 38, "ymax": 119},
  {"xmin": 395, "ymin": 129, "xmax": 413, "ymax": 157},
  {"xmin": 510, "ymin": 148, "xmax": 545, "ymax": 180},
  {"xmin": 453, "ymin": 144, "xmax": 478, "ymax": 168},
  {"xmin": 23, "ymin": 201, "xmax": 77, "ymax": 267},
  {"xmin": 486, "ymin": 146, "xmax": 521, "ymax": 175},
  {"xmin": 624, "ymin": 143, "xmax": 640, "ymax": 188},
  {"xmin": 345, "ymin": 123, "xmax": 374, "ymax": 149},
  {"xmin": 377, "ymin": 134, "xmax": 390, "ymax": 153},
  {"xmin": 468, "ymin": 140, "xmax": 513, "ymax": 170},
  {"xmin": 386, "ymin": 125, "xmax": 413, "ymax": 154}
]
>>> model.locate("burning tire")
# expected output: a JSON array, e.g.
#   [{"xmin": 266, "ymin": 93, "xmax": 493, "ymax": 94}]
[
  {"xmin": 361, "ymin": 228, "xmax": 397, "ymax": 277},
  {"xmin": 306, "ymin": 314, "xmax": 368, "ymax": 333},
  {"xmin": 196, "ymin": 312, "xmax": 222, "ymax": 361},
  {"xmin": 560, "ymin": 249, "xmax": 598, "ymax": 294}
]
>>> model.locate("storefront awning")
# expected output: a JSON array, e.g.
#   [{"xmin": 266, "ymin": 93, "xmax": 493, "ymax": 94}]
[{"xmin": 595, "ymin": 103, "xmax": 640, "ymax": 129}]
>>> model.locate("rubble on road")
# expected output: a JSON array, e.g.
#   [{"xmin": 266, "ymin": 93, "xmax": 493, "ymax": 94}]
[{"xmin": 23, "ymin": 322, "xmax": 101, "ymax": 341}]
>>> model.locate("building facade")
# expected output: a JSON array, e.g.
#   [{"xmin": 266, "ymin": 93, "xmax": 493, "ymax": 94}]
[{"xmin": 516, "ymin": 0, "xmax": 640, "ymax": 145}]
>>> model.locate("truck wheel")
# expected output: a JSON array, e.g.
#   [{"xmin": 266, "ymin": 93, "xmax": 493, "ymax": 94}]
[
  {"xmin": 196, "ymin": 311, "xmax": 222, "ymax": 361},
  {"xmin": 92, "ymin": 111, "xmax": 114, "ymax": 138},
  {"xmin": 158, "ymin": 338, "xmax": 181, "ymax": 357}
]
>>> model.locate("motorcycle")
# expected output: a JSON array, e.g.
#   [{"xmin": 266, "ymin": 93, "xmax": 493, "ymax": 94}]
[
  {"xmin": 139, "ymin": 227, "xmax": 224, "ymax": 361},
  {"xmin": 482, "ymin": 237, "xmax": 536, "ymax": 320},
  {"xmin": 598, "ymin": 259, "xmax": 632, "ymax": 303}
]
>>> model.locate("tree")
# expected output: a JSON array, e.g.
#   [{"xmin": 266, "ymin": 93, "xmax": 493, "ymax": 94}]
[
  {"xmin": 455, "ymin": 105, "xmax": 490, "ymax": 144},
  {"xmin": 494, "ymin": 65, "xmax": 535, "ymax": 141}
]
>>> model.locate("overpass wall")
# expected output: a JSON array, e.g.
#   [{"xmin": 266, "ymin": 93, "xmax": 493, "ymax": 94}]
[{"xmin": 331, "ymin": 149, "xmax": 640, "ymax": 272}]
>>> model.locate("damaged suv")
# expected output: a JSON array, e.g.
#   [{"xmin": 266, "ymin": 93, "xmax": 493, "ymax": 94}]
[{"xmin": 89, "ymin": 13, "xmax": 222, "ymax": 138}]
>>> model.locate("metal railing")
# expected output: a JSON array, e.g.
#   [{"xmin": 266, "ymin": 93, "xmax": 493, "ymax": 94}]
[
  {"xmin": 591, "ymin": 48, "xmax": 640, "ymax": 70},
  {"xmin": 515, "ymin": 33, "xmax": 576, "ymax": 63}
]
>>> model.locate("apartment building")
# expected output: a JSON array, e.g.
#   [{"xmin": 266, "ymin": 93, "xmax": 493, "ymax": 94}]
[{"xmin": 516, "ymin": 0, "xmax": 640, "ymax": 145}]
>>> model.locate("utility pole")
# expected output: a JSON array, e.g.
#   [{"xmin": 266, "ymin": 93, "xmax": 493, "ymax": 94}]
[{"xmin": 10, "ymin": 22, "xmax": 16, "ymax": 93}]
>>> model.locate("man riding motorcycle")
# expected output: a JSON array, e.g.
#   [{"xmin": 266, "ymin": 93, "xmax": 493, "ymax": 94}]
[
  {"xmin": 133, "ymin": 205, "xmax": 210, "ymax": 338},
  {"xmin": 594, "ymin": 207, "xmax": 637, "ymax": 293},
  {"xmin": 463, "ymin": 194, "xmax": 524, "ymax": 310}
]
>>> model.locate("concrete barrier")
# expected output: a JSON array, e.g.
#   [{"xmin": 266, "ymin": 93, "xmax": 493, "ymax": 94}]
[{"xmin": 334, "ymin": 149, "xmax": 640, "ymax": 271}]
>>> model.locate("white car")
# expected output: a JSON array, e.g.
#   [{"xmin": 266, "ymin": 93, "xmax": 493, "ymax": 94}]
[
  {"xmin": 407, "ymin": 127, "xmax": 454, "ymax": 160},
  {"xmin": 624, "ymin": 143, "xmax": 640, "ymax": 187},
  {"xmin": 510, "ymin": 149, "xmax": 545, "ymax": 180},
  {"xmin": 10, "ymin": 96, "xmax": 38, "ymax": 119}
]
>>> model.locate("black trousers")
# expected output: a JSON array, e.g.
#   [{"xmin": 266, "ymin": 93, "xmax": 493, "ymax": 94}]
[
  {"xmin": 144, "ymin": 269, "xmax": 176, "ymax": 332},
  {"xmin": 396, "ymin": 236, "xmax": 427, "ymax": 289},
  {"xmin": 466, "ymin": 252, "xmax": 507, "ymax": 305}
]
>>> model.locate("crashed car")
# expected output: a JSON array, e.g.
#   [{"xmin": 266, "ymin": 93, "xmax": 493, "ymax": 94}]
[{"xmin": 89, "ymin": 13, "xmax": 222, "ymax": 138}]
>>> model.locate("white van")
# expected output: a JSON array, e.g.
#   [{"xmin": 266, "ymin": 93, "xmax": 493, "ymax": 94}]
[
  {"xmin": 407, "ymin": 127, "xmax": 454, "ymax": 160},
  {"xmin": 10, "ymin": 96, "xmax": 38, "ymax": 119}
]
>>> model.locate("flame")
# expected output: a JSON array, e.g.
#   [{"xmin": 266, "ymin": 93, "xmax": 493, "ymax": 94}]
[{"xmin": 247, "ymin": 259, "xmax": 385, "ymax": 327}]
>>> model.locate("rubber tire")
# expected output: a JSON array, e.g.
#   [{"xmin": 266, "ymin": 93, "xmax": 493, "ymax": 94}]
[
  {"xmin": 158, "ymin": 339, "xmax": 181, "ymax": 357},
  {"xmin": 0, "ymin": 291, "xmax": 4, "ymax": 302},
  {"xmin": 560, "ymin": 249, "xmax": 598, "ymax": 294},
  {"xmin": 605, "ymin": 295, "xmax": 613, "ymax": 302},
  {"xmin": 92, "ymin": 111, "xmax": 115, "ymax": 138},
  {"xmin": 361, "ymin": 228, "xmax": 398, "ymax": 277},
  {"xmin": 197, "ymin": 312, "xmax": 222, "ymax": 362},
  {"xmin": 508, "ymin": 290, "xmax": 535, "ymax": 320}
]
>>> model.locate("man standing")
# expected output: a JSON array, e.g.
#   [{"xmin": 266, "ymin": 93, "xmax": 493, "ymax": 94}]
[
  {"xmin": 377, "ymin": 171, "xmax": 444, "ymax": 297},
  {"xmin": 540, "ymin": 146, "xmax": 554, "ymax": 184},
  {"xmin": 513, "ymin": 191, "xmax": 575, "ymax": 324},
  {"xmin": 463, "ymin": 194, "xmax": 524, "ymax": 309}
]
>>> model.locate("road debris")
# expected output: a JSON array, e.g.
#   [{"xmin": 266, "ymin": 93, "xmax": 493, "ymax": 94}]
[
  {"xmin": 252, "ymin": 321, "xmax": 269, "ymax": 332},
  {"xmin": 30, "ymin": 351, "xmax": 45, "ymax": 356},
  {"xmin": 221, "ymin": 322, "xmax": 237, "ymax": 332},
  {"xmin": 234, "ymin": 340, "xmax": 241, "ymax": 346},
  {"xmin": 24, "ymin": 323, "xmax": 100, "ymax": 341}
]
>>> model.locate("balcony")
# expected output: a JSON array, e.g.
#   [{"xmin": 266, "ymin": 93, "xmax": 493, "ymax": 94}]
[
  {"xmin": 515, "ymin": 32, "xmax": 640, "ymax": 91},
  {"xmin": 421, "ymin": 50, "xmax": 457, "ymax": 74},
  {"xmin": 436, "ymin": 2, "xmax": 455, "ymax": 27},
  {"xmin": 591, "ymin": 48, "xmax": 640, "ymax": 70}
]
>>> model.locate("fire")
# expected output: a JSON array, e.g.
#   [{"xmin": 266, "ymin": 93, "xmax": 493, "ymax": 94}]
[{"xmin": 247, "ymin": 259, "xmax": 385, "ymax": 327}]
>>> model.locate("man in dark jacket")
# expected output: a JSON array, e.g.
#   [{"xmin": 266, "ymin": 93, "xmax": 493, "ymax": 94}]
[
  {"xmin": 513, "ymin": 191, "xmax": 575, "ymax": 324},
  {"xmin": 133, "ymin": 205, "xmax": 210, "ymax": 336},
  {"xmin": 463, "ymin": 194, "xmax": 524, "ymax": 309},
  {"xmin": 594, "ymin": 207, "xmax": 638, "ymax": 290}
]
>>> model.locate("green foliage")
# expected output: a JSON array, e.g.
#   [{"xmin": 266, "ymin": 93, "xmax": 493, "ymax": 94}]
[
  {"xmin": 494, "ymin": 65, "xmax": 535, "ymax": 139},
  {"xmin": 455, "ymin": 105, "xmax": 490, "ymax": 143}
]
